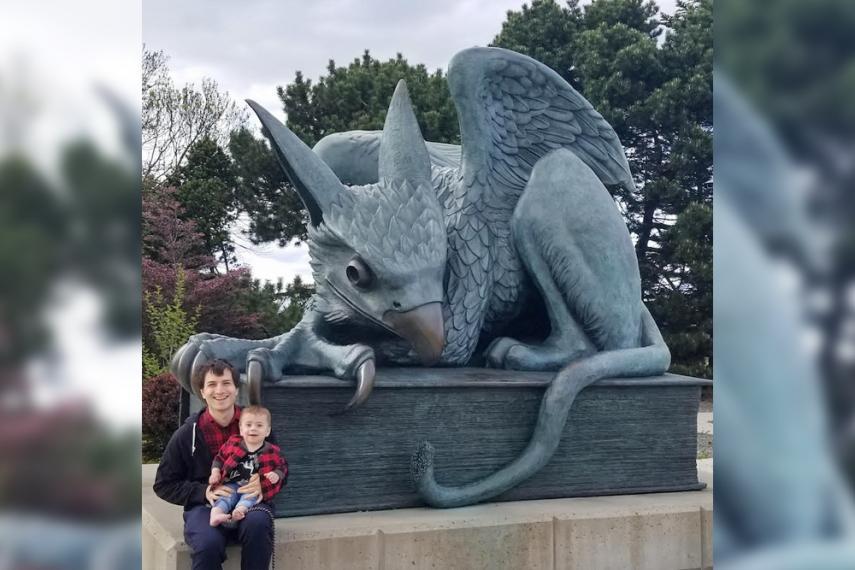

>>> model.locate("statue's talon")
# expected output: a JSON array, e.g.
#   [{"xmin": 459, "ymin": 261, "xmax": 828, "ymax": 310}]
[
  {"xmin": 246, "ymin": 360, "xmax": 263, "ymax": 405},
  {"xmin": 190, "ymin": 350, "xmax": 211, "ymax": 398},
  {"xmin": 170, "ymin": 343, "xmax": 187, "ymax": 377},
  {"xmin": 176, "ymin": 343, "xmax": 201, "ymax": 393},
  {"xmin": 170, "ymin": 344, "xmax": 187, "ymax": 390},
  {"xmin": 170, "ymin": 333, "xmax": 223, "ymax": 393},
  {"xmin": 331, "ymin": 359, "xmax": 375, "ymax": 416},
  {"xmin": 484, "ymin": 337, "xmax": 520, "ymax": 369}
]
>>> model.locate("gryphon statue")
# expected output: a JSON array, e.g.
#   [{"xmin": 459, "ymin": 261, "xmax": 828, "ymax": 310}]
[{"xmin": 171, "ymin": 47, "xmax": 670, "ymax": 508}]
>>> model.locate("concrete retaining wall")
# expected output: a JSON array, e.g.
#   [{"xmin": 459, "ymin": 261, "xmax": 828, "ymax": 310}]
[{"xmin": 143, "ymin": 461, "xmax": 712, "ymax": 569}]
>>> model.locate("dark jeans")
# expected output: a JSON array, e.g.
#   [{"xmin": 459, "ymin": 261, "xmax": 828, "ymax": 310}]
[{"xmin": 183, "ymin": 503, "xmax": 273, "ymax": 570}]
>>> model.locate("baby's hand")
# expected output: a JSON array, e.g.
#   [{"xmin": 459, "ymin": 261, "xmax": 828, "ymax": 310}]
[
  {"xmin": 264, "ymin": 472, "xmax": 280, "ymax": 484},
  {"xmin": 209, "ymin": 469, "xmax": 221, "ymax": 486}
]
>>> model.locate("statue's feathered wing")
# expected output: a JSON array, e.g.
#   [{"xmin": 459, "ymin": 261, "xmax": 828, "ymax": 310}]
[
  {"xmin": 315, "ymin": 47, "xmax": 632, "ymax": 196},
  {"xmin": 449, "ymin": 46, "xmax": 634, "ymax": 214},
  {"xmin": 439, "ymin": 47, "xmax": 636, "ymax": 362}
]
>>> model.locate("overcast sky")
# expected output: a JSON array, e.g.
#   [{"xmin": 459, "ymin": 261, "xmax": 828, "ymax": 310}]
[{"xmin": 144, "ymin": 0, "xmax": 678, "ymax": 285}]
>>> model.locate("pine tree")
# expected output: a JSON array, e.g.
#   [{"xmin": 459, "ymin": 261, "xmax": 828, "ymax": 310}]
[
  {"xmin": 229, "ymin": 126, "xmax": 308, "ymax": 246},
  {"xmin": 491, "ymin": 0, "xmax": 584, "ymax": 88},
  {"xmin": 169, "ymin": 137, "xmax": 239, "ymax": 269},
  {"xmin": 278, "ymin": 50, "xmax": 459, "ymax": 148}
]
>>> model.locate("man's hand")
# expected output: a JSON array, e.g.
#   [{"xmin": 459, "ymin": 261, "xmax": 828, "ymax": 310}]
[
  {"xmin": 237, "ymin": 473, "xmax": 262, "ymax": 503},
  {"xmin": 205, "ymin": 483, "xmax": 234, "ymax": 505},
  {"xmin": 208, "ymin": 468, "xmax": 221, "ymax": 486},
  {"xmin": 264, "ymin": 471, "xmax": 280, "ymax": 484}
]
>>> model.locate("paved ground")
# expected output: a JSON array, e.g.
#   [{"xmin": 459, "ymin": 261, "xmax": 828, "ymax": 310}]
[{"xmin": 698, "ymin": 412, "xmax": 713, "ymax": 435}]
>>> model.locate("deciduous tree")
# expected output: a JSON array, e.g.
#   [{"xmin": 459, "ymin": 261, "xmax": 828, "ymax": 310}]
[{"xmin": 142, "ymin": 47, "xmax": 246, "ymax": 185}]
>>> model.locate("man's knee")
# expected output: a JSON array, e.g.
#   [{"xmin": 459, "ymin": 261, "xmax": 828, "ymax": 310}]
[
  {"xmin": 239, "ymin": 509, "xmax": 272, "ymax": 537},
  {"xmin": 195, "ymin": 529, "xmax": 228, "ymax": 552},
  {"xmin": 185, "ymin": 507, "xmax": 227, "ymax": 559},
  {"xmin": 237, "ymin": 509, "xmax": 273, "ymax": 569}
]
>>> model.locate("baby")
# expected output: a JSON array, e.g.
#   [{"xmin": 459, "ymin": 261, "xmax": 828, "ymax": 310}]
[{"xmin": 208, "ymin": 405, "xmax": 287, "ymax": 526}]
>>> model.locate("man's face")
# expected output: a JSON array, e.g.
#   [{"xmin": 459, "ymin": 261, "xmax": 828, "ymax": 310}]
[
  {"xmin": 239, "ymin": 412, "xmax": 271, "ymax": 447},
  {"xmin": 200, "ymin": 370, "xmax": 237, "ymax": 413}
]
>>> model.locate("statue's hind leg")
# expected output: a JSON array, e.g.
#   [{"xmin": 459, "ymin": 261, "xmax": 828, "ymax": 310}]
[
  {"xmin": 485, "ymin": 195, "xmax": 597, "ymax": 371},
  {"xmin": 485, "ymin": 220, "xmax": 596, "ymax": 370},
  {"xmin": 484, "ymin": 149, "xmax": 640, "ymax": 371}
]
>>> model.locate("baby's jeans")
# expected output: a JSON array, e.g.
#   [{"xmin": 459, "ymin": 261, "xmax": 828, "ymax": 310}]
[{"xmin": 212, "ymin": 482, "xmax": 258, "ymax": 513}]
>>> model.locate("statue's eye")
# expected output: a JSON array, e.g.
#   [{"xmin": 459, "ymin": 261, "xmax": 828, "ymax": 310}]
[{"xmin": 346, "ymin": 257, "xmax": 374, "ymax": 288}]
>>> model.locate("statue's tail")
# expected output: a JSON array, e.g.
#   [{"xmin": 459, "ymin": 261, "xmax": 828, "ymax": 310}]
[{"xmin": 411, "ymin": 304, "xmax": 670, "ymax": 508}]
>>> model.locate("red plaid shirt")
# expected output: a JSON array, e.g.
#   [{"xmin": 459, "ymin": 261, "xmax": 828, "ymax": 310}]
[
  {"xmin": 213, "ymin": 435, "xmax": 287, "ymax": 501},
  {"xmin": 198, "ymin": 406, "xmax": 241, "ymax": 459}
]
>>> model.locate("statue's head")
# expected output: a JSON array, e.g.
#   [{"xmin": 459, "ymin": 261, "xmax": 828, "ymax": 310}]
[{"xmin": 247, "ymin": 81, "xmax": 445, "ymax": 364}]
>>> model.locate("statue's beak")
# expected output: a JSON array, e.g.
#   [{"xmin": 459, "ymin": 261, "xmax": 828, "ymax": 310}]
[{"xmin": 383, "ymin": 302, "xmax": 444, "ymax": 365}]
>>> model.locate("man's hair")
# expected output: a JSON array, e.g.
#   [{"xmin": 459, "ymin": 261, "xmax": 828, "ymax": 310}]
[
  {"xmin": 192, "ymin": 359, "xmax": 239, "ymax": 395},
  {"xmin": 241, "ymin": 405, "xmax": 272, "ymax": 425}
]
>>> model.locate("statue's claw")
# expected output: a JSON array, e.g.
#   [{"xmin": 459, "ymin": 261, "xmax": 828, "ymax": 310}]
[
  {"xmin": 174, "ymin": 342, "xmax": 201, "ymax": 394},
  {"xmin": 331, "ymin": 359, "xmax": 375, "ymax": 416},
  {"xmin": 169, "ymin": 333, "xmax": 272, "ymax": 398},
  {"xmin": 190, "ymin": 351, "xmax": 210, "ymax": 397},
  {"xmin": 484, "ymin": 337, "xmax": 519, "ymax": 369},
  {"xmin": 246, "ymin": 360, "xmax": 263, "ymax": 405},
  {"xmin": 169, "ymin": 333, "xmax": 223, "ymax": 394},
  {"xmin": 170, "ymin": 344, "xmax": 190, "ymax": 388}
]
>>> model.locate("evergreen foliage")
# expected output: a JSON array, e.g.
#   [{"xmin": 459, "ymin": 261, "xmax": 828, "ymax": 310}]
[
  {"xmin": 491, "ymin": 0, "xmax": 584, "ymax": 87},
  {"xmin": 169, "ymin": 137, "xmax": 239, "ymax": 268},
  {"xmin": 279, "ymin": 51, "xmax": 459, "ymax": 148},
  {"xmin": 229, "ymin": 126, "xmax": 308, "ymax": 246},
  {"xmin": 718, "ymin": 0, "xmax": 855, "ymax": 475}
]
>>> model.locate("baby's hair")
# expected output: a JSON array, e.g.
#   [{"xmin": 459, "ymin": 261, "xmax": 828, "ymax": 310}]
[{"xmin": 241, "ymin": 405, "xmax": 272, "ymax": 425}]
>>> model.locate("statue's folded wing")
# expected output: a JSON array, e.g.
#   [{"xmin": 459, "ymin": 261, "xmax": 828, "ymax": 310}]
[
  {"xmin": 313, "ymin": 130, "xmax": 460, "ymax": 186},
  {"xmin": 448, "ymin": 47, "xmax": 634, "ymax": 219}
]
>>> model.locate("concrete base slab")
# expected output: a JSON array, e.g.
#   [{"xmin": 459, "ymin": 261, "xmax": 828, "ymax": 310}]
[{"xmin": 143, "ymin": 463, "xmax": 712, "ymax": 569}]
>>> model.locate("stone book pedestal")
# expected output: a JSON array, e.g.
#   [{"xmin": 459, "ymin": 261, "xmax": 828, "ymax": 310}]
[{"xmin": 257, "ymin": 368, "xmax": 708, "ymax": 518}]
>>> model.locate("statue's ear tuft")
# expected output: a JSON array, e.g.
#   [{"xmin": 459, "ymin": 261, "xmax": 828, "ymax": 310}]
[
  {"xmin": 378, "ymin": 80, "xmax": 431, "ymax": 188},
  {"xmin": 247, "ymin": 100, "xmax": 345, "ymax": 226}
]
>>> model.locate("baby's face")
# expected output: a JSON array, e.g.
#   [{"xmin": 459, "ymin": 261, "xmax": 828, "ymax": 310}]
[{"xmin": 240, "ymin": 412, "xmax": 271, "ymax": 446}]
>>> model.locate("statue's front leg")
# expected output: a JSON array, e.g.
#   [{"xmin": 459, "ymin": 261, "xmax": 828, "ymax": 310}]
[
  {"xmin": 244, "ymin": 311, "xmax": 376, "ymax": 412},
  {"xmin": 171, "ymin": 312, "xmax": 375, "ymax": 411},
  {"xmin": 171, "ymin": 332, "xmax": 286, "ymax": 396}
]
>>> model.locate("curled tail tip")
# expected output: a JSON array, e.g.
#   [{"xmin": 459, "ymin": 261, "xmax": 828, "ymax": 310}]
[{"xmin": 410, "ymin": 441, "xmax": 435, "ymax": 483}]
